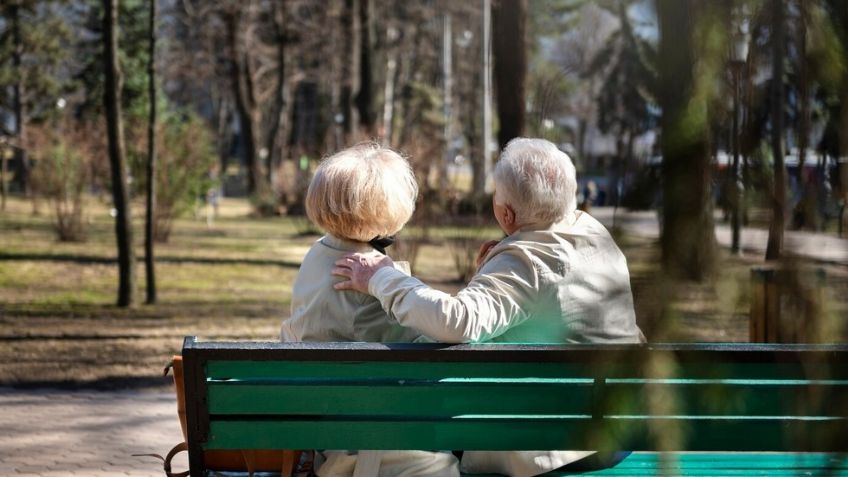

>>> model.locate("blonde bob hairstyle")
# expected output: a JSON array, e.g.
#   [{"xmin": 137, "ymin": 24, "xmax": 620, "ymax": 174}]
[{"xmin": 306, "ymin": 143, "xmax": 418, "ymax": 242}]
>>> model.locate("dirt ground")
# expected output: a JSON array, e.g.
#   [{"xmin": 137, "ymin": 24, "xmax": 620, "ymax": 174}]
[{"xmin": 1, "ymin": 197, "xmax": 845, "ymax": 389}]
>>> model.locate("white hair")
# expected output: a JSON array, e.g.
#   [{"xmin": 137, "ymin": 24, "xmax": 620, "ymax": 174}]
[{"xmin": 493, "ymin": 138, "xmax": 577, "ymax": 225}]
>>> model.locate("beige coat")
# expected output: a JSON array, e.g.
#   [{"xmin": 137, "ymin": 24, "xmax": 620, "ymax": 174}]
[
  {"xmin": 367, "ymin": 211, "xmax": 645, "ymax": 476},
  {"xmin": 282, "ymin": 234, "xmax": 421, "ymax": 343},
  {"xmin": 282, "ymin": 234, "xmax": 458, "ymax": 477}
]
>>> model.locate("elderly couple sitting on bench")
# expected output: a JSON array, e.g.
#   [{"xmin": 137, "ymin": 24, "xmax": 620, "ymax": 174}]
[{"xmin": 279, "ymin": 138, "xmax": 645, "ymax": 477}]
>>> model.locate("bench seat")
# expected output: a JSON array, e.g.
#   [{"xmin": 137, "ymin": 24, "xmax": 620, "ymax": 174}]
[
  {"xmin": 573, "ymin": 452, "xmax": 848, "ymax": 476},
  {"xmin": 196, "ymin": 452, "xmax": 848, "ymax": 477},
  {"xmin": 181, "ymin": 338, "xmax": 848, "ymax": 476}
]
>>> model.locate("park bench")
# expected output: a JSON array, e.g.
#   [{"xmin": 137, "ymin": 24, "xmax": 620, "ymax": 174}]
[{"xmin": 181, "ymin": 336, "xmax": 848, "ymax": 476}]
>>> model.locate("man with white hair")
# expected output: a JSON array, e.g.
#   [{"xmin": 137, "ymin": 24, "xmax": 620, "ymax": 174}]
[{"xmin": 333, "ymin": 138, "xmax": 644, "ymax": 476}]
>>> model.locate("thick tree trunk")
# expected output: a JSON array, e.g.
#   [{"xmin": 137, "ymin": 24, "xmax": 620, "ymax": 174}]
[
  {"xmin": 766, "ymin": 0, "xmax": 786, "ymax": 260},
  {"xmin": 355, "ymin": 0, "xmax": 375, "ymax": 133},
  {"xmin": 1, "ymin": 145, "xmax": 6, "ymax": 210},
  {"xmin": 657, "ymin": 0, "xmax": 717, "ymax": 280},
  {"xmin": 103, "ymin": 0, "xmax": 136, "ymax": 307},
  {"xmin": 795, "ymin": 0, "xmax": 813, "ymax": 229},
  {"xmin": 492, "ymin": 0, "xmax": 527, "ymax": 151},
  {"xmin": 266, "ymin": 1, "xmax": 288, "ymax": 187},
  {"xmin": 12, "ymin": 3, "xmax": 30, "ymax": 196},
  {"xmin": 225, "ymin": 11, "xmax": 262, "ymax": 196},
  {"xmin": 144, "ymin": 0, "xmax": 157, "ymax": 304},
  {"xmin": 340, "ymin": 0, "xmax": 359, "ymax": 136}
]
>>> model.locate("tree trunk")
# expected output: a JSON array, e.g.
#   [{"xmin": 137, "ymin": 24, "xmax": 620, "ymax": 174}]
[
  {"xmin": 225, "ymin": 10, "xmax": 262, "ymax": 197},
  {"xmin": 382, "ymin": 24, "xmax": 399, "ymax": 146},
  {"xmin": 657, "ymin": 0, "xmax": 717, "ymax": 280},
  {"xmin": 266, "ymin": 1, "xmax": 288, "ymax": 189},
  {"xmin": 766, "ymin": 0, "xmax": 786, "ymax": 260},
  {"xmin": 214, "ymin": 94, "xmax": 232, "ymax": 174},
  {"xmin": 12, "ymin": 3, "xmax": 30, "ymax": 196},
  {"xmin": 441, "ymin": 12, "xmax": 453, "ymax": 194},
  {"xmin": 144, "ymin": 0, "xmax": 157, "ymax": 305},
  {"xmin": 340, "ymin": 0, "xmax": 359, "ymax": 136},
  {"xmin": 795, "ymin": 0, "xmax": 812, "ymax": 229},
  {"xmin": 355, "ymin": 0, "xmax": 375, "ymax": 133},
  {"xmin": 103, "ymin": 0, "xmax": 136, "ymax": 307},
  {"xmin": 492, "ymin": 0, "xmax": 527, "ymax": 151},
  {"xmin": 1, "ymin": 145, "xmax": 6, "ymax": 211}
]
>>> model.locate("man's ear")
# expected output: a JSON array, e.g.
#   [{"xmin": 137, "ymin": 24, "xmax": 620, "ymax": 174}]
[{"xmin": 503, "ymin": 203, "xmax": 516, "ymax": 227}]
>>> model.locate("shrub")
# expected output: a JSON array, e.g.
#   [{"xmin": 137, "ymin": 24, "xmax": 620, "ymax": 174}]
[
  {"xmin": 29, "ymin": 124, "xmax": 101, "ymax": 242},
  {"xmin": 127, "ymin": 114, "xmax": 216, "ymax": 242}
]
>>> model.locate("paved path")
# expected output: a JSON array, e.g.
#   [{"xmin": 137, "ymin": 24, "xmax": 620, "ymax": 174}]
[
  {"xmin": 591, "ymin": 207, "xmax": 848, "ymax": 265},
  {"xmin": 0, "ymin": 388, "xmax": 186, "ymax": 476}
]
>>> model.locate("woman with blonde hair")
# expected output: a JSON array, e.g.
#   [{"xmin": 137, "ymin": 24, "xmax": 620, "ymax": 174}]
[{"xmin": 281, "ymin": 142, "xmax": 459, "ymax": 477}]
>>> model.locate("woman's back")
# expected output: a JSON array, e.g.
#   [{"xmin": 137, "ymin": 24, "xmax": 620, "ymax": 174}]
[{"xmin": 282, "ymin": 234, "xmax": 420, "ymax": 343}]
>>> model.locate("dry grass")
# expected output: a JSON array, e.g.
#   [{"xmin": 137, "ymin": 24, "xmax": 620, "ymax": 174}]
[{"xmin": 1, "ymin": 196, "xmax": 845, "ymax": 389}]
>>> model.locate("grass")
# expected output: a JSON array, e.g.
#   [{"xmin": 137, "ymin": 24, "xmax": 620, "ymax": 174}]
[{"xmin": 0, "ymin": 195, "xmax": 845, "ymax": 389}]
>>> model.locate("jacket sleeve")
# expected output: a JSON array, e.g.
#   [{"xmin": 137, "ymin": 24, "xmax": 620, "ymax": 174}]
[{"xmin": 367, "ymin": 250, "xmax": 539, "ymax": 343}]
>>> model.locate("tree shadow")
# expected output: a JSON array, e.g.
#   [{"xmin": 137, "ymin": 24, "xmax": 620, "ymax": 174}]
[{"xmin": 0, "ymin": 251, "xmax": 301, "ymax": 268}]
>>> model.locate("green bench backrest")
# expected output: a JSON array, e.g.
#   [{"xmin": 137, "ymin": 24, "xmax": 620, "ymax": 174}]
[{"xmin": 182, "ymin": 338, "xmax": 848, "ymax": 463}]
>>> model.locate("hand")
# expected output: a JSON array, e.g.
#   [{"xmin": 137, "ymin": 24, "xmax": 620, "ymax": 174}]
[
  {"xmin": 332, "ymin": 251, "xmax": 394, "ymax": 294},
  {"xmin": 476, "ymin": 239, "xmax": 500, "ymax": 269}
]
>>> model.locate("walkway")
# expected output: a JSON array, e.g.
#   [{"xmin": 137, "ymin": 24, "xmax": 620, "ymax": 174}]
[
  {"xmin": 0, "ymin": 388, "xmax": 186, "ymax": 476},
  {"xmin": 592, "ymin": 207, "xmax": 848, "ymax": 265}
]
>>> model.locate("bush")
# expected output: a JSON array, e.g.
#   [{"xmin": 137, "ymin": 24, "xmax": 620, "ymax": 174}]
[
  {"xmin": 29, "ymin": 124, "xmax": 101, "ymax": 242},
  {"xmin": 128, "ymin": 114, "xmax": 216, "ymax": 242}
]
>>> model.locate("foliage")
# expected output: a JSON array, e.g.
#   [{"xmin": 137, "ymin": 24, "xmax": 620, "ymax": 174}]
[
  {"xmin": 72, "ymin": 0, "xmax": 151, "ymax": 118},
  {"xmin": 126, "ymin": 113, "xmax": 216, "ymax": 242},
  {"xmin": 588, "ymin": 1, "xmax": 658, "ymax": 142},
  {"xmin": 0, "ymin": 0, "xmax": 71, "ymax": 127}
]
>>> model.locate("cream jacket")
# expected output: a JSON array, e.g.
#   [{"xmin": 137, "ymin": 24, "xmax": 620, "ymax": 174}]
[
  {"xmin": 367, "ymin": 212, "xmax": 645, "ymax": 477},
  {"xmin": 282, "ymin": 234, "xmax": 458, "ymax": 477},
  {"xmin": 282, "ymin": 234, "xmax": 421, "ymax": 343}
]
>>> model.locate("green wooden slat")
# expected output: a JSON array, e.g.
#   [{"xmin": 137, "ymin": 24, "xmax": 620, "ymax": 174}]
[
  {"xmin": 207, "ymin": 382, "xmax": 594, "ymax": 416},
  {"xmin": 207, "ymin": 360, "xmax": 848, "ymax": 382},
  {"xmin": 206, "ymin": 378, "xmax": 847, "ymax": 418},
  {"xmin": 600, "ymin": 383, "xmax": 848, "ymax": 417},
  {"xmin": 573, "ymin": 452, "xmax": 848, "ymax": 476},
  {"xmin": 206, "ymin": 360, "xmax": 597, "ymax": 380},
  {"xmin": 205, "ymin": 418, "xmax": 847, "ymax": 452},
  {"xmin": 206, "ymin": 417, "xmax": 594, "ymax": 450}
]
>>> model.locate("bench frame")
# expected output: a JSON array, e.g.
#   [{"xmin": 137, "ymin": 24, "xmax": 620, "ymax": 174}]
[{"xmin": 182, "ymin": 337, "xmax": 848, "ymax": 476}]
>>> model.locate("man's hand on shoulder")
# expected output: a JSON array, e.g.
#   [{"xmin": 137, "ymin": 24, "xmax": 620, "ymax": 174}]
[
  {"xmin": 476, "ymin": 239, "xmax": 500, "ymax": 270},
  {"xmin": 333, "ymin": 251, "xmax": 394, "ymax": 294}
]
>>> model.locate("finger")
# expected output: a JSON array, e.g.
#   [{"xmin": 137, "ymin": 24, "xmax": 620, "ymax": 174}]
[
  {"xmin": 334, "ymin": 280, "xmax": 354, "ymax": 290},
  {"xmin": 334, "ymin": 257, "xmax": 355, "ymax": 268},
  {"xmin": 331, "ymin": 267, "xmax": 352, "ymax": 278}
]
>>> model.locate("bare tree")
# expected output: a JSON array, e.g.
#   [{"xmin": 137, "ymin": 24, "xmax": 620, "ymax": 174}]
[
  {"xmin": 356, "ymin": 0, "xmax": 376, "ymax": 134},
  {"xmin": 103, "ymin": 0, "xmax": 136, "ymax": 306},
  {"xmin": 550, "ymin": 3, "xmax": 617, "ymax": 161},
  {"xmin": 144, "ymin": 0, "xmax": 157, "ymax": 304},
  {"xmin": 492, "ymin": 0, "xmax": 527, "ymax": 150},
  {"xmin": 339, "ymin": 0, "xmax": 359, "ymax": 136},
  {"xmin": 766, "ymin": 0, "xmax": 787, "ymax": 260},
  {"xmin": 224, "ymin": 5, "xmax": 263, "ymax": 197},
  {"xmin": 11, "ymin": 2, "xmax": 30, "ymax": 197},
  {"xmin": 657, "ymin": 0, "xmax": 718, "ymax": 280},
  {"xmin": 266, "ymin": 0, "xmax": 291, "ymax": 188}
]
